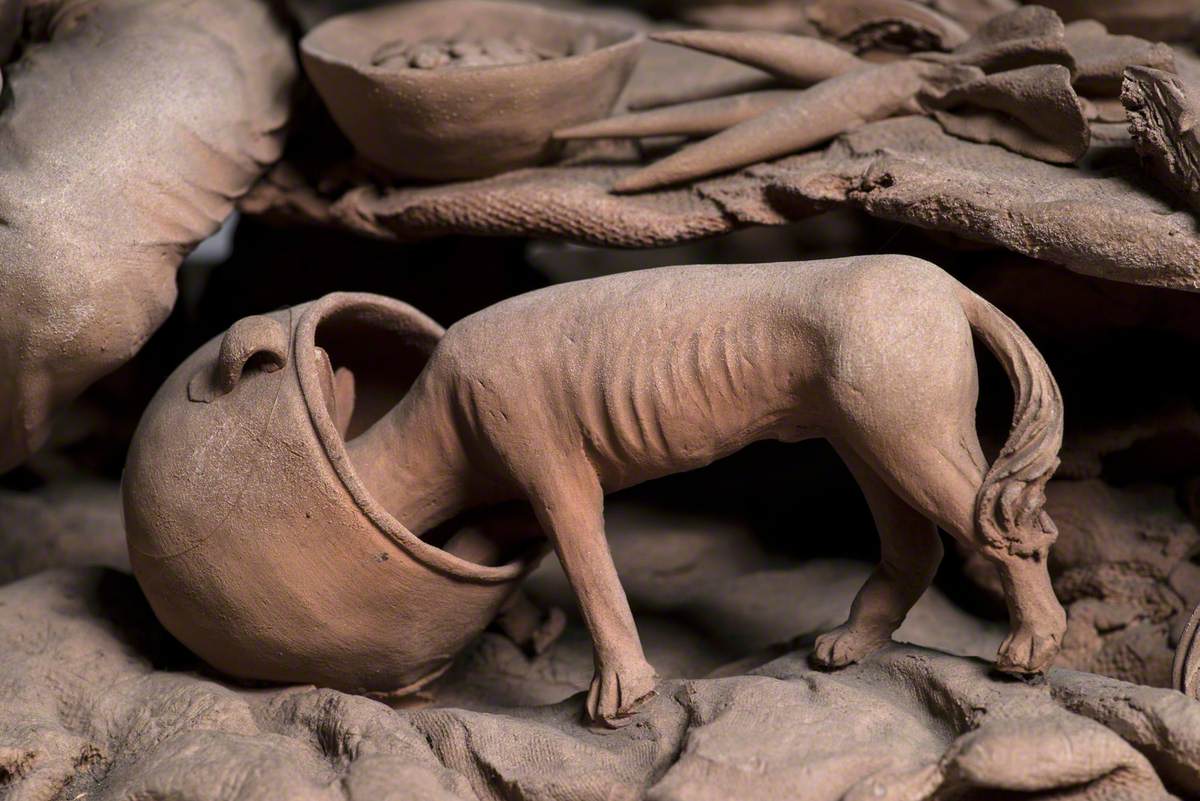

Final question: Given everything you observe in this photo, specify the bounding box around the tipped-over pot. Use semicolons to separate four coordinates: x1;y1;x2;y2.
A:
123;293;541;695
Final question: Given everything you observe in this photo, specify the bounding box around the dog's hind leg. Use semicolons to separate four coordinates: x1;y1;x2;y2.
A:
820;271;1065;674
812;442;943;669
835;422;1065;675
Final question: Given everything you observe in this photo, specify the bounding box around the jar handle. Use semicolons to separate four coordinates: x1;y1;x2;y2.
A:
189;315;288;402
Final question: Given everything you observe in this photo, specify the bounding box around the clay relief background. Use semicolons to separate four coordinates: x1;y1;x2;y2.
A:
1;1;1199;799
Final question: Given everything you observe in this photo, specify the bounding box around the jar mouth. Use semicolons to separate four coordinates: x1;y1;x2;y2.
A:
294;292;537;584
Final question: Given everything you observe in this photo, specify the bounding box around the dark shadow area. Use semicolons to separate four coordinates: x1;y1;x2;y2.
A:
87;568;201;674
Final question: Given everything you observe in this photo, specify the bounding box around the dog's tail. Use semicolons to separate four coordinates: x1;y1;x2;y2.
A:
959;286;1064;560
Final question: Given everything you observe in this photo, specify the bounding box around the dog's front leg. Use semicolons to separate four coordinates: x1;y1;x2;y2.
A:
527;465;657;727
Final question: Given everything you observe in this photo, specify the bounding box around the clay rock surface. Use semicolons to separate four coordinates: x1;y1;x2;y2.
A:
0;0;295;472
248;111;1200;289
0;481;128;585
2;567;1199;800
1052;481;1200;687
2;491;1200;799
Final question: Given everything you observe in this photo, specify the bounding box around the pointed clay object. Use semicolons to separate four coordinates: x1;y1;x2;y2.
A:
300;0;643;181
627;72;778;112
124;294;545;696
625;40;777;111
804;0;971;52
649;30;865;86
612;61;933;193
0;0;294;472
606;7;1095;194
680;1;821;37
555;90;800;140
923;63;1091;163
129;257;1068;727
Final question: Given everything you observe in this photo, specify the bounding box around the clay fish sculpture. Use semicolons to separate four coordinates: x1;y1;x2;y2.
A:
126;256;1066;727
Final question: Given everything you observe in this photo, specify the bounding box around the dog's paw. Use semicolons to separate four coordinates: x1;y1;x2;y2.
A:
995;610;1066;675
586;657;657;728
811;624;892;670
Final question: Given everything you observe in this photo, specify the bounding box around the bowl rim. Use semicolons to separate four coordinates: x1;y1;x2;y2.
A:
294;291;538;585
299;0;644;81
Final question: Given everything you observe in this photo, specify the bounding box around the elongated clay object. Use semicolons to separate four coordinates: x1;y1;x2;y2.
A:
0;0;295;472
611;61;934;193
128;256;1066;727
650;29;866;86
556;90;800;140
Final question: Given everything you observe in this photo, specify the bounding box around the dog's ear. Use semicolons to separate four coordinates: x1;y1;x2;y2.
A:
314;346;357;439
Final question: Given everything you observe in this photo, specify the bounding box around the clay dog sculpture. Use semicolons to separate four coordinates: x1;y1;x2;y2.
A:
126;256;1065;727
345;255;1066;725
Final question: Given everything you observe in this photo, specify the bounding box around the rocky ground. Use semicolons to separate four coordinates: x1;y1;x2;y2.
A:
2;484;1200;800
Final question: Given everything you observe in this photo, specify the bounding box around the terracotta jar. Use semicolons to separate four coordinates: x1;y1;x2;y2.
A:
123;293;541;695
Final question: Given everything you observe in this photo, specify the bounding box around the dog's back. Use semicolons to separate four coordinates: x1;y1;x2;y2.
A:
424;256;957;491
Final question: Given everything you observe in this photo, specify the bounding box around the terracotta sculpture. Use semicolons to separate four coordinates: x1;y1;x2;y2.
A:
1123;65;1200;214
124;294;553;699
557;7;1171;192
126;255;1065;727
0;0;295;472
1176;595;1200;699
2;0;1199;796
300;0;642;181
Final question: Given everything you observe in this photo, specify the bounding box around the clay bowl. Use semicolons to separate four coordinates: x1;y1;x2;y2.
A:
300;0;644;181
123;293;542;696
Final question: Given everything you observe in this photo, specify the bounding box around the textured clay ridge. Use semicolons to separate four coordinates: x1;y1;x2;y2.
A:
0;567;1197;800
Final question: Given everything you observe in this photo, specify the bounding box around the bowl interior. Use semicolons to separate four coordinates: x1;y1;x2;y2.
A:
304;0;636;75
307;300;544;574
313;305;431;440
